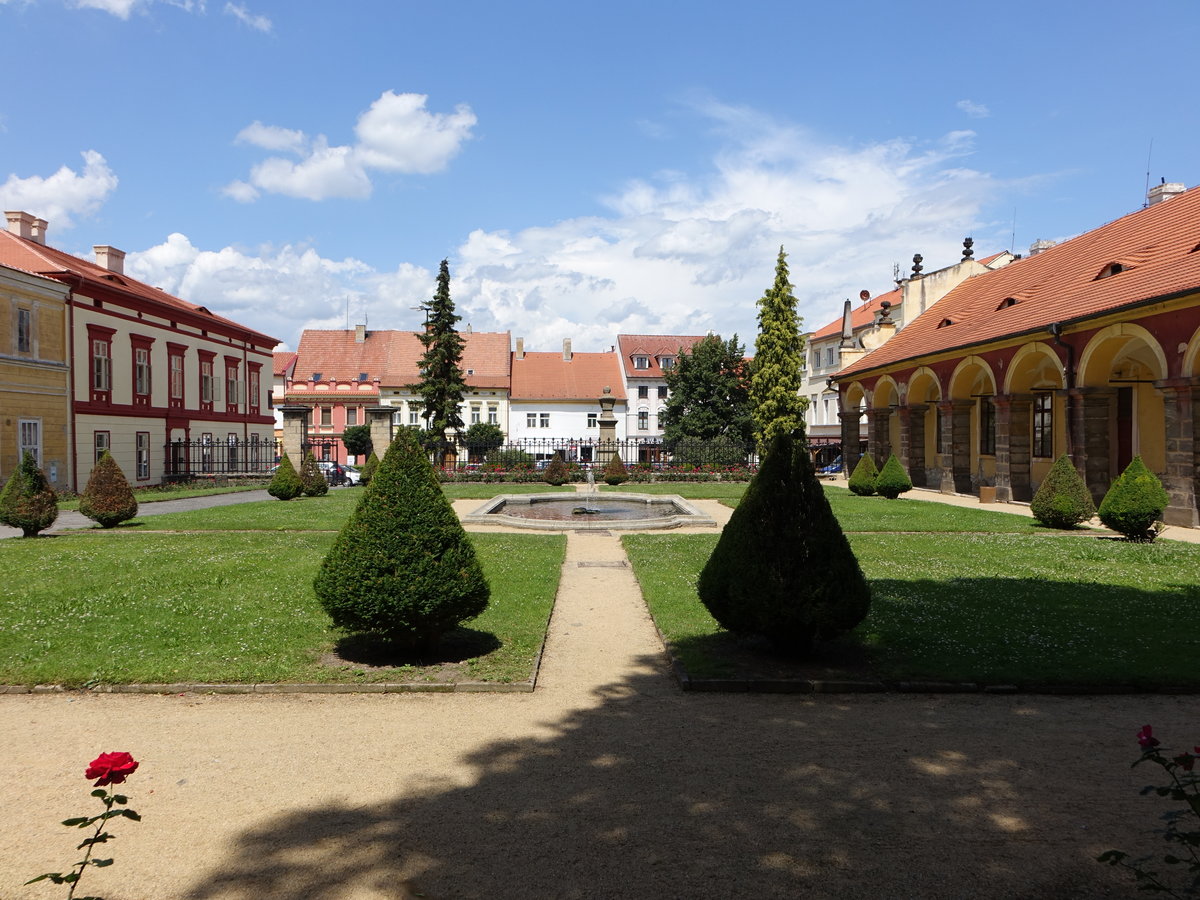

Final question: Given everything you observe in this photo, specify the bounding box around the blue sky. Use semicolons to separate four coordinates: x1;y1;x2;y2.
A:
2;0;1198;352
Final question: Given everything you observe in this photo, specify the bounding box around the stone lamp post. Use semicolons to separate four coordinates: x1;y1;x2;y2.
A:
597;386;618;464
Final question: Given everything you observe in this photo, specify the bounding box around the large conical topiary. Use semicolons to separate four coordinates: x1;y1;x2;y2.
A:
603;453;628;486
847;452;878;496
0;451;58;537
267;454;304;500
1098;455;1170;542
313;427;489;651
698;431;871;655
300;451;328;497
1030;455;1095;529
78;450;138;528
873;453;913;500
543;452;569;486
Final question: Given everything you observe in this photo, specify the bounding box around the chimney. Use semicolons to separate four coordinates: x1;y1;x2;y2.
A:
1147;180;1186;205
515;338;525;360
563;338;573;362
1029;239;1056;256
31;218;48;245
93;245;125;274
5;211;35;240
354;324;366;343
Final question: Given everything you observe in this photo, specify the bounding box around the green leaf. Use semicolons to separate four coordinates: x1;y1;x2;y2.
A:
61;816;90;826
111;794;127;804
91;788;108;798
24;873;61;884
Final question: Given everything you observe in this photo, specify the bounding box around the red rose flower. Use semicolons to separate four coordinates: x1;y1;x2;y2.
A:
1172;753;1195;772
1137;725;1160;749
85;752;139;787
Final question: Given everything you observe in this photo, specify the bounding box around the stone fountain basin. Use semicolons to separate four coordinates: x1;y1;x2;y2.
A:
463;492;716;531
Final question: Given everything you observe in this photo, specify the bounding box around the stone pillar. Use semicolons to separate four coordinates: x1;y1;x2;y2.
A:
597;387;618;464
907;405;927;487
896;405;914;473
951;399;973;493
1078;389;1115;504
876;408;894;461
993;395;1013;502
840;407;863;475
366;406;395;459
1009;395;1033;501
279;405;310;468
1157;379;1198;527
863;408;881;466
937;400;956;493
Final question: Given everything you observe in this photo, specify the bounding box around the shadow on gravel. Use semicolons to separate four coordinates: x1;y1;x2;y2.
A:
183;659;1151;900
332;628;503;667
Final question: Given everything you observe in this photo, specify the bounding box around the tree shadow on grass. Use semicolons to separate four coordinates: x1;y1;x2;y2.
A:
331;627;503;668
180;659;1160;900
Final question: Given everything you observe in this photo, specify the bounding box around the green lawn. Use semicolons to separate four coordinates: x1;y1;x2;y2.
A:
58;482;267;510
624;503;1200;687
0;529;564;686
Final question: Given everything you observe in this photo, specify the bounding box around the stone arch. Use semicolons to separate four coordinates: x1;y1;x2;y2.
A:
945;356;998;493
948;355;998;399
905;367;942;487
1004;342;1065;394
907;367;942;404
1077;322;1168;387
1181;322;1200;378
872;376;900;408
1004;342;1067;502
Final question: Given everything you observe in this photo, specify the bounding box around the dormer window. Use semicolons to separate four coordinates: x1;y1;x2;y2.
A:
1095;262;1126;280
659;356;674;370
359;372;368;382
311;372;322;381
997;297;1018;310
937;318;956;329
634;356;649;370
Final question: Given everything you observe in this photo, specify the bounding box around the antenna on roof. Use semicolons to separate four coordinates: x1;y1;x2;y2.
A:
1010;208;1017;256
1143;138;1154;209
345;295;350;331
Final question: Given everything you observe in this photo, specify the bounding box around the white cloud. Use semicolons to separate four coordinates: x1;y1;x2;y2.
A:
0;150;118;229
223;1;270;32
72;0;141;17
956;99;990;119
226;91;476;202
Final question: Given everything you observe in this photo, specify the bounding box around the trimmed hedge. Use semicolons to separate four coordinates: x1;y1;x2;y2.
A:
543;452;569;486
1030;455;1095;529
873;453;913;500
697;431;871;655
313;427;489;651
267;455;304;500
0;451;58;537
300;452;328;497
78;450;139;528
848;453;878;496
603;453;629;486
360;451;380;486
1098;455;1169;542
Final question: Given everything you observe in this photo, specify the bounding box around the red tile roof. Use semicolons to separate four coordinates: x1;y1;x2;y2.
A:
292;329;510;390
840;188;1200;378
510;351;626;400
810;287;903;341
616;334;709;377
273;351;297;377
0;228;279;346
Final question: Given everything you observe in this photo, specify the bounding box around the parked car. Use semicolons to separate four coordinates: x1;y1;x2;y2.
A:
819;456;843;474
317;461;359;486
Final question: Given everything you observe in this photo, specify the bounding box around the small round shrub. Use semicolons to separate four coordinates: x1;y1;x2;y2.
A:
1098;455;1169;542
847;453;878;496
313;427;489;651
0;451;59;537
79;450;139;528
360;451;380;486
873;453;913;499
1030;454;1095;529
603;453;628;486
267;455;304;500
300;452;328;497
543;452;569;486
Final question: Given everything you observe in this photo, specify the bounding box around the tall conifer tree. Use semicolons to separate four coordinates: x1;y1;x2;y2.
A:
749;247;807;452
413;259;468;458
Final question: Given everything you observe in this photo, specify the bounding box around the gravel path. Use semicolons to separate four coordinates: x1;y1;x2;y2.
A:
3;488;1196;898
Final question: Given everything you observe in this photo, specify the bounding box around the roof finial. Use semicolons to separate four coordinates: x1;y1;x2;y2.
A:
961;237;974;261
911;253;924;278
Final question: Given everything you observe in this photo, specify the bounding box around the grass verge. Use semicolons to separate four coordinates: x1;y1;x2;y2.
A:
58;483;267;510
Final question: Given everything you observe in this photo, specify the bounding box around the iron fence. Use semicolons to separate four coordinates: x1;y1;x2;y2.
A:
436;436;758;470
164;437;280;478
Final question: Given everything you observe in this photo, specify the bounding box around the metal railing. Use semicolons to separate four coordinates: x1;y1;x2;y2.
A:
163;437;280;478
434;436;758;470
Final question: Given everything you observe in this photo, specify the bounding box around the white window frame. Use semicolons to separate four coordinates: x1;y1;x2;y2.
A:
526;413;537;428
539;413;550;429
634;356;649;370
135;347;151;396
18;418;41;466
136;432;150;480
93;339;111;391
93;430;110;465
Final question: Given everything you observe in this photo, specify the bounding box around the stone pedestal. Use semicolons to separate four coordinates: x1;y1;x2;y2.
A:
279;406;310;468
366;407;395;460
597;388;618;464
1157;379;1199;526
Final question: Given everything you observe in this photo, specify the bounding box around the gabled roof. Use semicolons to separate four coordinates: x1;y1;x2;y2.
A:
273;351;297;378
616;334;708;377
840;187;1200;378
809;287;903;341
0;228;279;346
510;351;626;401
292;329;511;390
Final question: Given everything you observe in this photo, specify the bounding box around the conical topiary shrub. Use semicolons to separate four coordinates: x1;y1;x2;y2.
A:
603;453;628;486
1098;455;1170;542
0;451;59;537
873;453;913;500
698;431;871;655
847;452;878;496
300;451;328;497
1030;454;1095;529
79;450;138;528
543;452;569;486
313;427;490;651
267;455;304;500
360;451;380;486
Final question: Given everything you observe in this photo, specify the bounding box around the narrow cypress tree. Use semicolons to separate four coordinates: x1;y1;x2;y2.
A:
847;453;878;496
873;453;913;499
313;427;489;652
267;455;304;500
79;450;139;528
749;247;807;453
300;451;328;497
698;431;870;654
1030;455;1095;529
0;451;58;537
412;259;468;463
360;451;380;486
1098;455;1170;541
543;452;569;486
603;453;628;486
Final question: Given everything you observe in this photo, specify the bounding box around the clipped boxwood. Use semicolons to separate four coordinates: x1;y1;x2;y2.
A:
0;451;58;537
873;453;913;499
79;450;139;528
267;455;304;500
698;431;871;655
360;451;380;486
1098;455;1169;542
543;452;569;486
313;427;489;651
1030;454;1095;529
603;453;628;486
848;452;878;496
300;451;328;497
